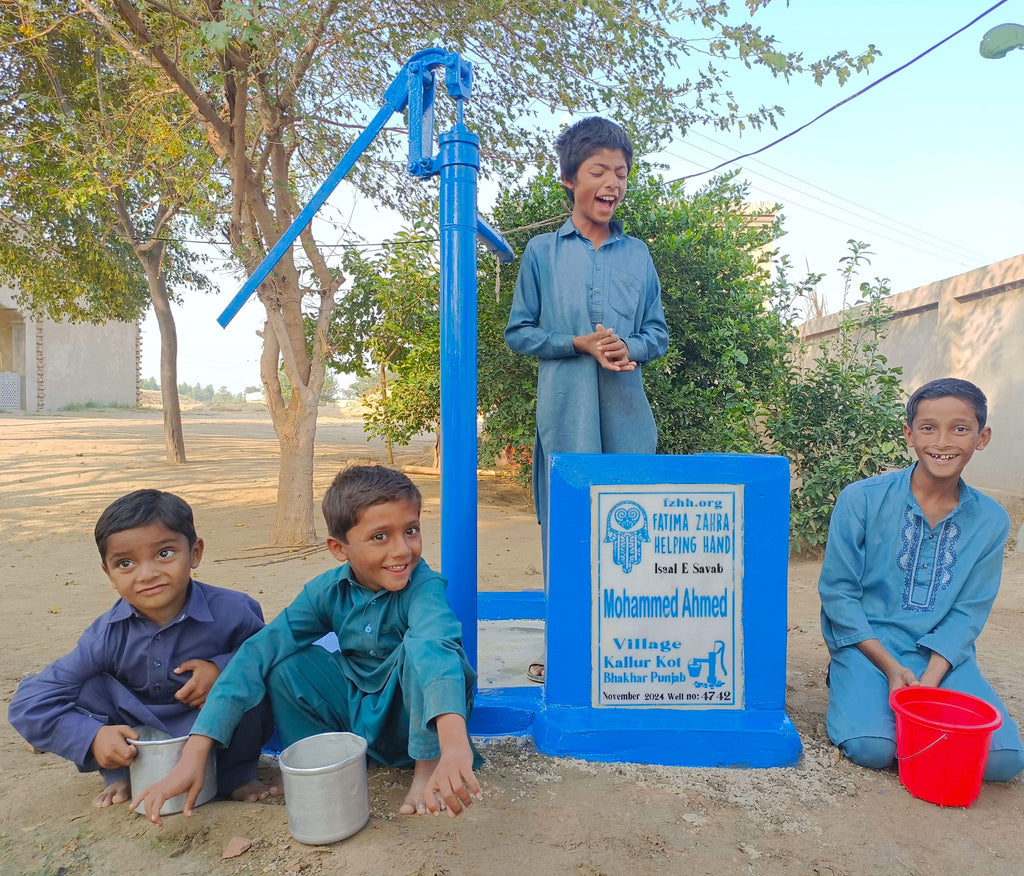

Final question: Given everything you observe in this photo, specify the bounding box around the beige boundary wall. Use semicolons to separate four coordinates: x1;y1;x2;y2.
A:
798;253;1024;497
0;284;139;412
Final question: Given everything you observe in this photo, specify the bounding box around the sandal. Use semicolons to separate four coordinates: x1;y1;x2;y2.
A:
526;662;545;683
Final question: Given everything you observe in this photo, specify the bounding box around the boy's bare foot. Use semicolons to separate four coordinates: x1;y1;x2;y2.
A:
399;759;445;815
93;779;131;808
230;777;283;802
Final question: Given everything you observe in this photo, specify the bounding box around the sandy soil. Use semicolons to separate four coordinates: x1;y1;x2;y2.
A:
2;406;1024;876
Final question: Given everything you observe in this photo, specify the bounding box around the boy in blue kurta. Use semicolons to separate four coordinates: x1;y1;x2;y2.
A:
819;378;1024;781
505;117;669;682
132;465;482;823
8;489;273;809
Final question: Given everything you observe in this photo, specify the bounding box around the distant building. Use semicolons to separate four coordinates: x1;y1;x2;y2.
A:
0;284;139;412
799;252;1024;497
742;201;778;265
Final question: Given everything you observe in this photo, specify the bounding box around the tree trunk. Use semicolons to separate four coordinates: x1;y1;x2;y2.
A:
103;0;336;545
271;400;319;544
260;314;321;545
380;364;394;465
142;251;187;464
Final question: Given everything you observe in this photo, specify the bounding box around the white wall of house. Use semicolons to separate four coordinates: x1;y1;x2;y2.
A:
36;318;138;410
800;253;1024;496
0;284;138;411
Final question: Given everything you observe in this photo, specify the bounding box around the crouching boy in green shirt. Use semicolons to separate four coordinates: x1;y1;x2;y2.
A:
133;465;481;822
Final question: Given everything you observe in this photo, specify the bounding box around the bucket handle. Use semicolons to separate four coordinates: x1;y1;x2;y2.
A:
897;733;948;761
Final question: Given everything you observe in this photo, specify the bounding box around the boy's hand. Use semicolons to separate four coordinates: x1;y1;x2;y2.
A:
426;713;482;817
574;325;636;372
886;665;919;693
425;743;481;818
174;659;220;708
131;735;214;826
91;724;140;769
594;324;637;371
856;638;918;694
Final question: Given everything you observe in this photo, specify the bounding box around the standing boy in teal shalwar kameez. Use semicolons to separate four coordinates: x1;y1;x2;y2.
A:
819;378;1024;781
505;117;669;682
132;465;482;823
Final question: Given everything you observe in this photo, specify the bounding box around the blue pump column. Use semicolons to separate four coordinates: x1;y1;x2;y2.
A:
437;118;480;669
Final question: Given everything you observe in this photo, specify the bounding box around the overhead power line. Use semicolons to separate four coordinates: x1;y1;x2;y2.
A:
662;135;996;266
667;0;1011;183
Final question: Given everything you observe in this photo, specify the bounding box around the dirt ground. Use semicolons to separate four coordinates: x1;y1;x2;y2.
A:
2;406;1024;876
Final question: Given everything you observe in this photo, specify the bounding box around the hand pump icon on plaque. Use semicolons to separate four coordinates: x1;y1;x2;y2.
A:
688;641;727;689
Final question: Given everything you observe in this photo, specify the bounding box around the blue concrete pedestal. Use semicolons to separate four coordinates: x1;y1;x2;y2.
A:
531;452;802;767
534;706;801;767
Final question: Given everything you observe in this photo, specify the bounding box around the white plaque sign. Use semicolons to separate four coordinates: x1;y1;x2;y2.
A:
592;484;744;708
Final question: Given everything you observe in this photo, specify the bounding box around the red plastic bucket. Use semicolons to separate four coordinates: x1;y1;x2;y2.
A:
889;686;1002;807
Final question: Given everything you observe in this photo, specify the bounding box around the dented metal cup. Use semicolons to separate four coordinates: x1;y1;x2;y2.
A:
129;726;217;816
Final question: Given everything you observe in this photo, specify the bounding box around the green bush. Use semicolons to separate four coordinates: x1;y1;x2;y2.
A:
765;242;907;552
477;167;797;486
322;166;908;552
60;400;136;411
478;171;907;550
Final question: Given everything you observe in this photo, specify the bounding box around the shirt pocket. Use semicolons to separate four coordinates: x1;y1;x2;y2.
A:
607;267;642;325
378;622;405;652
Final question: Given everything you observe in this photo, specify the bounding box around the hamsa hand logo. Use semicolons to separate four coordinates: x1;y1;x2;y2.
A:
604;501;649;573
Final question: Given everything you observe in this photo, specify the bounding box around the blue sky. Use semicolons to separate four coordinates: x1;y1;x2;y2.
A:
142;0;1024;390
651;0;1024;306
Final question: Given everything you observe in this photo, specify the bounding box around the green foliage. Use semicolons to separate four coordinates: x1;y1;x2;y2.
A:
177;382;244;404
212;386;244;404
141;376;160;391
0;211;149;324
120;0;882;213
477;171;569;487
178;382;215;403
0;6;215;323
765;243;907;552
61;400;136;411
320;371;342;404
0;12;145;321
340;372;385;401
313;164;907;552
477;165;798;485
478;172;906;551
51;0;880;541
277;369;293;406
624;171;796;456
325;222;441;447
